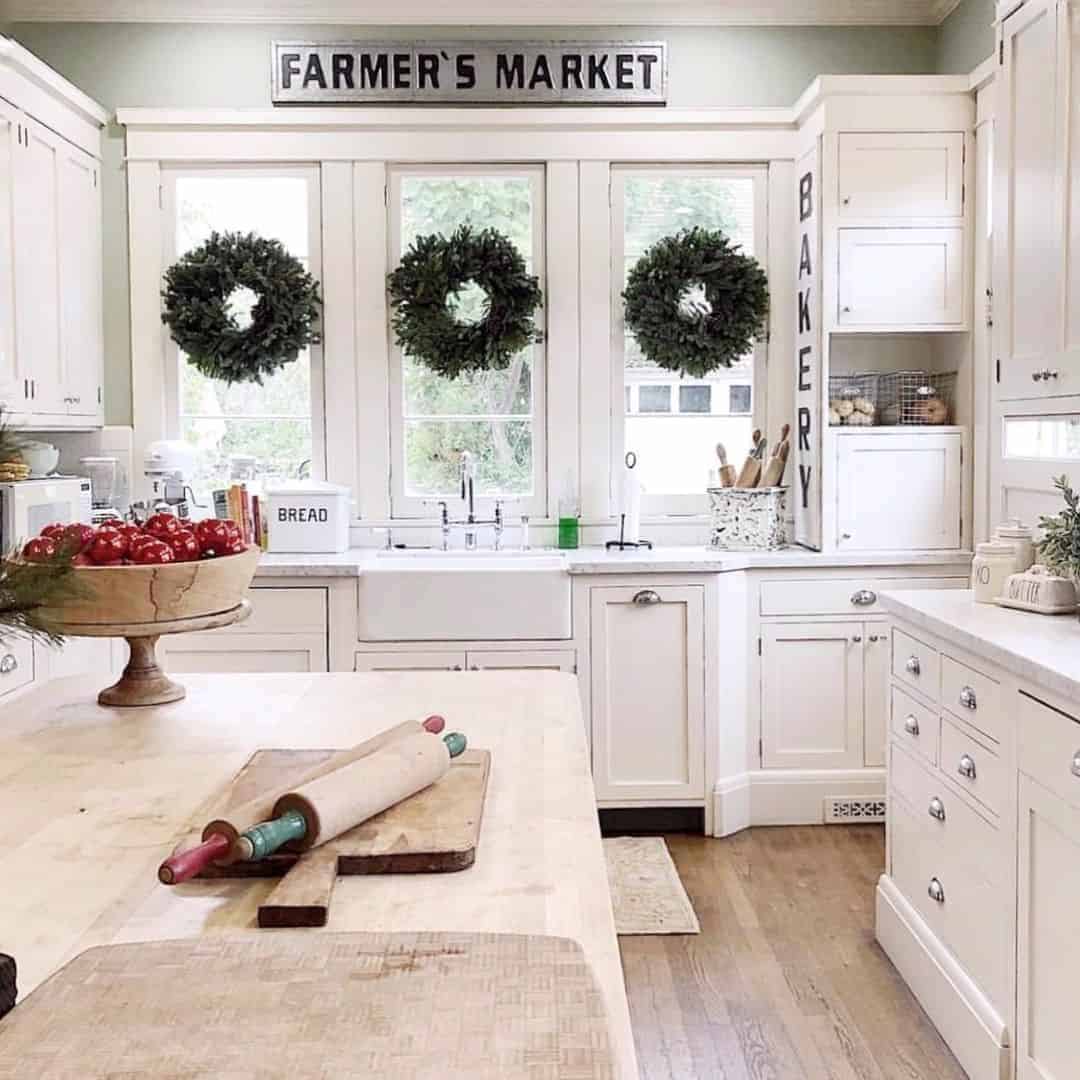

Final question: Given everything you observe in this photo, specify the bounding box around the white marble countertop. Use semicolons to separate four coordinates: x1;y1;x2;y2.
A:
255;545;973;578
881;588;1080;704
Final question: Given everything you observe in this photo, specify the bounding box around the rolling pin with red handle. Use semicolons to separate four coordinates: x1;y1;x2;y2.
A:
158;714;447;885
235;731;468;862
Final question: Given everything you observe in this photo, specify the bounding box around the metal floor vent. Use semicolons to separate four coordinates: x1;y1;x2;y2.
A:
824;797;887;824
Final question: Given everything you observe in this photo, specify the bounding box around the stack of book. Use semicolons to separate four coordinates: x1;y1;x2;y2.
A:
212;484;267;549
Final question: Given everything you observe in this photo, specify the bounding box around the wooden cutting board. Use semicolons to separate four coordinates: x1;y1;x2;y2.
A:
169;748;491;928
0;933;615;1079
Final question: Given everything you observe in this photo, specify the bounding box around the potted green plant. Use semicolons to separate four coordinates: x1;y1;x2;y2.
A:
1037;476;1080;610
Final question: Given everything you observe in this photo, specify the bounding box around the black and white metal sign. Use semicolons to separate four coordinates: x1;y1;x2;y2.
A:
272;41;667;105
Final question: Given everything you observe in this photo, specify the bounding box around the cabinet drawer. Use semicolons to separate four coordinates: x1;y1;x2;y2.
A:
221;587;328;636
890;741;1004;883
941;654;1003;744
760;577;966;617
889;792;946;937
892;628;939;702
1018;691;1080;810
0;637;33;697
940;716;1007;819
890;684;939;766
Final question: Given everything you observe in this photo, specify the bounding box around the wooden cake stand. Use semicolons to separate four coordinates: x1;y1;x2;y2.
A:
57;600;252;708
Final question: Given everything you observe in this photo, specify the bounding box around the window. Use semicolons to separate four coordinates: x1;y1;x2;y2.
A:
388;165;546;517
163;167;323;507
611;165;767;515
1004;416;1080;460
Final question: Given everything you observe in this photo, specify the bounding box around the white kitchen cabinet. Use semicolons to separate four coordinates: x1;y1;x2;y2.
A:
167;633;328;674
996;0;1080;399
838;132;965;221
835;429;963;551
761;622;864;769
1016;774;1080;1080
589;584;705;802
465;649;575;673
354;650;467;672
863;625;890;767
0;103;18;411
837;228;966;328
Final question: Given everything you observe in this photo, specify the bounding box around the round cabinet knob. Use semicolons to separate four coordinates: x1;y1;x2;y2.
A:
928;878;945;904
959;686;977;710
842;305;852;313
1071;751;1080;779
851;635;863;644
903;715;920;737
850;589;877;607
868;634;880;643
957;754;977;780
841;196;851;206
928;797;946;822
633;589;661;606
905;656;921;676
1046;370;1060;380
1033;371;1045;382
0;653;17;675
451;664;463;671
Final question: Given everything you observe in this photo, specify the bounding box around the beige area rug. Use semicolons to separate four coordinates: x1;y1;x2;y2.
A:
603;836;701;935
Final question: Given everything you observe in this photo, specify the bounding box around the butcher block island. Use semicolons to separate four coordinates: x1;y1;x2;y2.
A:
0;669;636;1079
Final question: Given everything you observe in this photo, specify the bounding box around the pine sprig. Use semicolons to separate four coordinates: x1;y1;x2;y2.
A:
0;547;85;647
1037;475;1080;580
0;408;26;464
387;225;543;379
622;227;770;378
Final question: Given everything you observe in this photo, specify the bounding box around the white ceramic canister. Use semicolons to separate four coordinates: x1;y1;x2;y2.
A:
971;541;1018;604
993;519;1036;573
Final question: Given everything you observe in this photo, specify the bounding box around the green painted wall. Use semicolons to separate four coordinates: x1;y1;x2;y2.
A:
7;22;941;425
937;0;996;74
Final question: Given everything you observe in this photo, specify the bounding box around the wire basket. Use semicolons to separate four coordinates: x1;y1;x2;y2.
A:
828;373;879;427
878;371;957;426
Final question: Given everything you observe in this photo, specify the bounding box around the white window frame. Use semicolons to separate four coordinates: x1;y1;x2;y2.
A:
610;163;769;518
386;162;548;520
159;163;327;486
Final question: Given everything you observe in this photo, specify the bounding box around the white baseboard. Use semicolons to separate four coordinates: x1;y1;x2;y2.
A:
875;875;1010;1080
711;767;886;837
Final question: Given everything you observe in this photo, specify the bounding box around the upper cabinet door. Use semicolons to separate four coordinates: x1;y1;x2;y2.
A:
11;117;64;416
997;0;1065;398
835;430;963;551
837;228;966;329
1061;0;1080;387
0;104;22;413
57;147;103;418
838;132;965;221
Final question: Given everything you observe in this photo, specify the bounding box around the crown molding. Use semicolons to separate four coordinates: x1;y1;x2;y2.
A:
0;0;968;27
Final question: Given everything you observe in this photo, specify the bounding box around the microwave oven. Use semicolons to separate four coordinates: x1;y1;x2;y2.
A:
0;477;93;552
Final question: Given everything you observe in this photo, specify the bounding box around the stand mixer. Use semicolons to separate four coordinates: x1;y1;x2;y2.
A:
130;440;204;522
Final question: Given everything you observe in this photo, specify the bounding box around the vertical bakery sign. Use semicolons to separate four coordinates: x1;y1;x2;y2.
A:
794;145;822;550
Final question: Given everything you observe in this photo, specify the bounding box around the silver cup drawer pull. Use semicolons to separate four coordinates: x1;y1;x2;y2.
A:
928;878;945;904
903;715;920;737
928;797;946;822
905;656;921;676
850;589;877;607
0;653;17;675
957;754;977;780
959;686;977;710
633;589;661;606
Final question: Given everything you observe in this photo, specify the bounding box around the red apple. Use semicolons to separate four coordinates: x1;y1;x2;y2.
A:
130;539;175;565
87;527;128;565
22;537;57;562
144;513;181;540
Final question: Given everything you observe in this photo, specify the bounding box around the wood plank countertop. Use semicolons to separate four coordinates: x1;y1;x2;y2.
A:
0;670;637;1079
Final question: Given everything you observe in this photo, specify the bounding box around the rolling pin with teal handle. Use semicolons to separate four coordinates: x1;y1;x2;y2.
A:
158;715;448;885
234;731;468;862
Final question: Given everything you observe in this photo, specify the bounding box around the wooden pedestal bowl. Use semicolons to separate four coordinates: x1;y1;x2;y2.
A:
38;545;260;707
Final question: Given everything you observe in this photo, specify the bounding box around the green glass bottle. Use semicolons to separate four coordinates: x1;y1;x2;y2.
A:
558;515;580;550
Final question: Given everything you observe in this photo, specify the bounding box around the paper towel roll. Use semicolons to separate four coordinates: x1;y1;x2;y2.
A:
620;452;642;543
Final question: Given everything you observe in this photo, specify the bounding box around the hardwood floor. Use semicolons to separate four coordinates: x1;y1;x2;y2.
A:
619;825;967;1080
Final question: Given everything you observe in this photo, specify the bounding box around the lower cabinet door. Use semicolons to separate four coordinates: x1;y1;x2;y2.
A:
761;622;865;769
354;650;467;672
1016;773;1080;1079
589;584;705;801
164;632;328;673
864;624;889;767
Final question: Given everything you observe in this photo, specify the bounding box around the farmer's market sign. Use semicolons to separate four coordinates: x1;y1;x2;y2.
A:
271;41;667;105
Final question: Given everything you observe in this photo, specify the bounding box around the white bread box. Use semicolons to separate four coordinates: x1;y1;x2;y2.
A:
265;481;351;553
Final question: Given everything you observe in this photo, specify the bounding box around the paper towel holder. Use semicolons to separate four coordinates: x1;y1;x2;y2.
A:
606;452;654;552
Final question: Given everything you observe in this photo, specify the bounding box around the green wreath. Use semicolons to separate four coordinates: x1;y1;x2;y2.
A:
622;227;770;378
161;231;322;385
387;225;543;379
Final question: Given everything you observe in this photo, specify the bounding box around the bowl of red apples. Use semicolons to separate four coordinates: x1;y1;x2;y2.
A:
26;514;260;628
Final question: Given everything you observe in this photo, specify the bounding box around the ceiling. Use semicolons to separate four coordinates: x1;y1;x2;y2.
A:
0;0;966;27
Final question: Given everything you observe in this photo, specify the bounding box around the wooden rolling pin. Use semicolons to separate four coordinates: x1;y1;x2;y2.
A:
761;440;790;487
735;429;765;488
236;730;466;861
158;715;446;885
715;443;736;488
